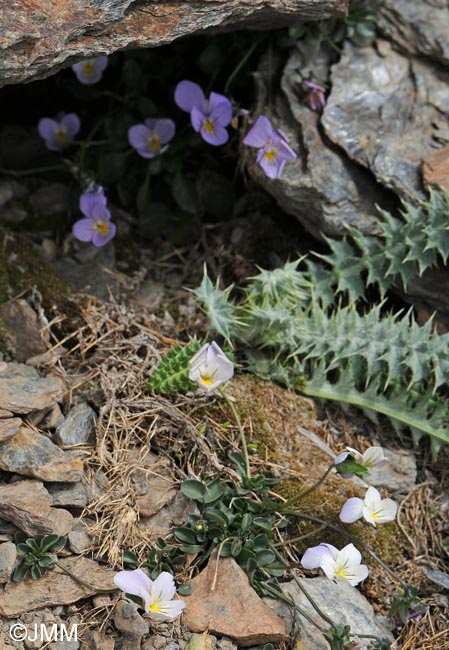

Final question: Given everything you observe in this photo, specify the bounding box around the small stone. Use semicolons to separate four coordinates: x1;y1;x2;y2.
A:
0;409;13;417
1;300;49;362
0;556;115;618
0;363;64;415
183;556;288;646
0;418;22;442
54;402;96;447
88;631;115;650
0;427;83;482
114;600;149;636
0;542;17;583
138;493;198;539
41;404;65;430
91;594;112;608
68;528;91;554
46;470;108;507
0;479;74;537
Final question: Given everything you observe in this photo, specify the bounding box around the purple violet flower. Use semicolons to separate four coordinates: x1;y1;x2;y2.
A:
128;118;176;158
72;187;116;247
37;113;80;151
174;80;232;146
72;56;108;85
304;81;326;111
243;115;297;179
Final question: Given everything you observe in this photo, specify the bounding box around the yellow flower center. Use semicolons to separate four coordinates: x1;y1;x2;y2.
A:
335;569;348;578
54;129;68;144
200;375;213;387
82;62;95;75
93;221;110;236
203;119;215;135
148;135;161;153
149;603;161;613
370;512;379;520
264;148;277;163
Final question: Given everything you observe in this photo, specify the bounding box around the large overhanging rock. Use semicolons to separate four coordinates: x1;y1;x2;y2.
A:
0;0;348;87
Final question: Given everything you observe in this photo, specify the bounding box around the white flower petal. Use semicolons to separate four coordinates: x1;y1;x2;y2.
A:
361;446;386;467
114;568;152;611
320;554;337;581
338;543;362;568
345;446;362;462
345;563;369;586
362;505;378;527
150;571;177;603
364;486;382;511
148;599;186;622
374;498;397;523
339;497;364;523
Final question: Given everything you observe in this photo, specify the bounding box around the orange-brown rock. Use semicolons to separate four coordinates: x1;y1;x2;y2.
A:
422;146;449;192
183;556;289;646
0;0;348;87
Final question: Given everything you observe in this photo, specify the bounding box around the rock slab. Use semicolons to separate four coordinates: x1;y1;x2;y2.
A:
183;556;288;646
0;363;64;415
0;556;115;618
0;0;348;87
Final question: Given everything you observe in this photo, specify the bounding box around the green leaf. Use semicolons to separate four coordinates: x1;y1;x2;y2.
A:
174;527;197;545
255;549;276;567
181;480;207;501
203;480;227;504
39;535;65;553
123;550;139;566
172;173;199;215
178;583;193;596
31;564;42;580
12;563;27;582
231;538;243;557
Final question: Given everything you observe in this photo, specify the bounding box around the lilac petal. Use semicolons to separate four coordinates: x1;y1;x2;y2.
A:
339;497;364;523
60;113;81;138
91;203;112;222
201;124;229;146
151;572;177;602
190;106;205;133
278;139;297;160
73;218;94;242
208;93;232;126
335;451;350;465
128;124;151;152
38;118;58;141
243;116;273;148
114;568;153;596
301;543;336;569
153;119;176;144
95;55;109;72
209;100;233;128
80;191;107;218
91;221;116;247
259;155;282;179
175;80;205;113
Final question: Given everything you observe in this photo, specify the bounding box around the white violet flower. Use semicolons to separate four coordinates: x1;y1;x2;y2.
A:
113;569;186;621
340;486;398;527
301;542;369;586
188;341;234;393
334;446;386;477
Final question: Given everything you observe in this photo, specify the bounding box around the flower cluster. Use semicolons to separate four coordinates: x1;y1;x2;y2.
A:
301;445;397;587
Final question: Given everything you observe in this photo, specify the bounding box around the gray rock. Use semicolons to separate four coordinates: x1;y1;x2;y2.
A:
67;520;91;554
0;0;347;87
249;43;385;238
0;417;22;442
0;427;84;483
0;541;17;583
46;470;108;507
53;245;119;301
378;0;449;67
424;568;449;590
0;480;74;537
55;402;96;447
138;493;198;539
28;183;70;217
88;631;115;650
1;299;49;362
367;448;417;494
266;574;393;649
322;40;449;201
114;600;149;649
0;363;64;415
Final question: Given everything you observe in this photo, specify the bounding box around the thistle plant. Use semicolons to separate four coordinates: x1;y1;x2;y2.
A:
147;338;203;394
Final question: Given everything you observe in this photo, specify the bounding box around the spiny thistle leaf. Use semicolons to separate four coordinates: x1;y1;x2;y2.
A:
147;339;202;395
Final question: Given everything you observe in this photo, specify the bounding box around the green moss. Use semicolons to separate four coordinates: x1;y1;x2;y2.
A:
0;227;68;308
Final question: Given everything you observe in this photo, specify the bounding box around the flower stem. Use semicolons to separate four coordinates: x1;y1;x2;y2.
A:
219;389;251;480
55;561;117;594
291;573;337;629
0;165;67;177
224;36;265;96
282;463;335;507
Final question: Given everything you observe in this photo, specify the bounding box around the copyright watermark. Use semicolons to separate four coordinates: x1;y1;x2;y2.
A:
9;622;78;644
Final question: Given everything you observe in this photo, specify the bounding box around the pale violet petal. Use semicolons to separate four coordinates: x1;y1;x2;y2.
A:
339;498;364;523
319;554;337;581
114;569;152;610
150;572;177;603
301;543;335;569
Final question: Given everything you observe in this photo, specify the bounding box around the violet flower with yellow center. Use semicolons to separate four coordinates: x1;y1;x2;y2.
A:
72;187;116;247
188;341;234;393
174;80;232;146
113;569;185;621
128;118;176;158
72;56;108;85
243;115;297;179
38;113;80;151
